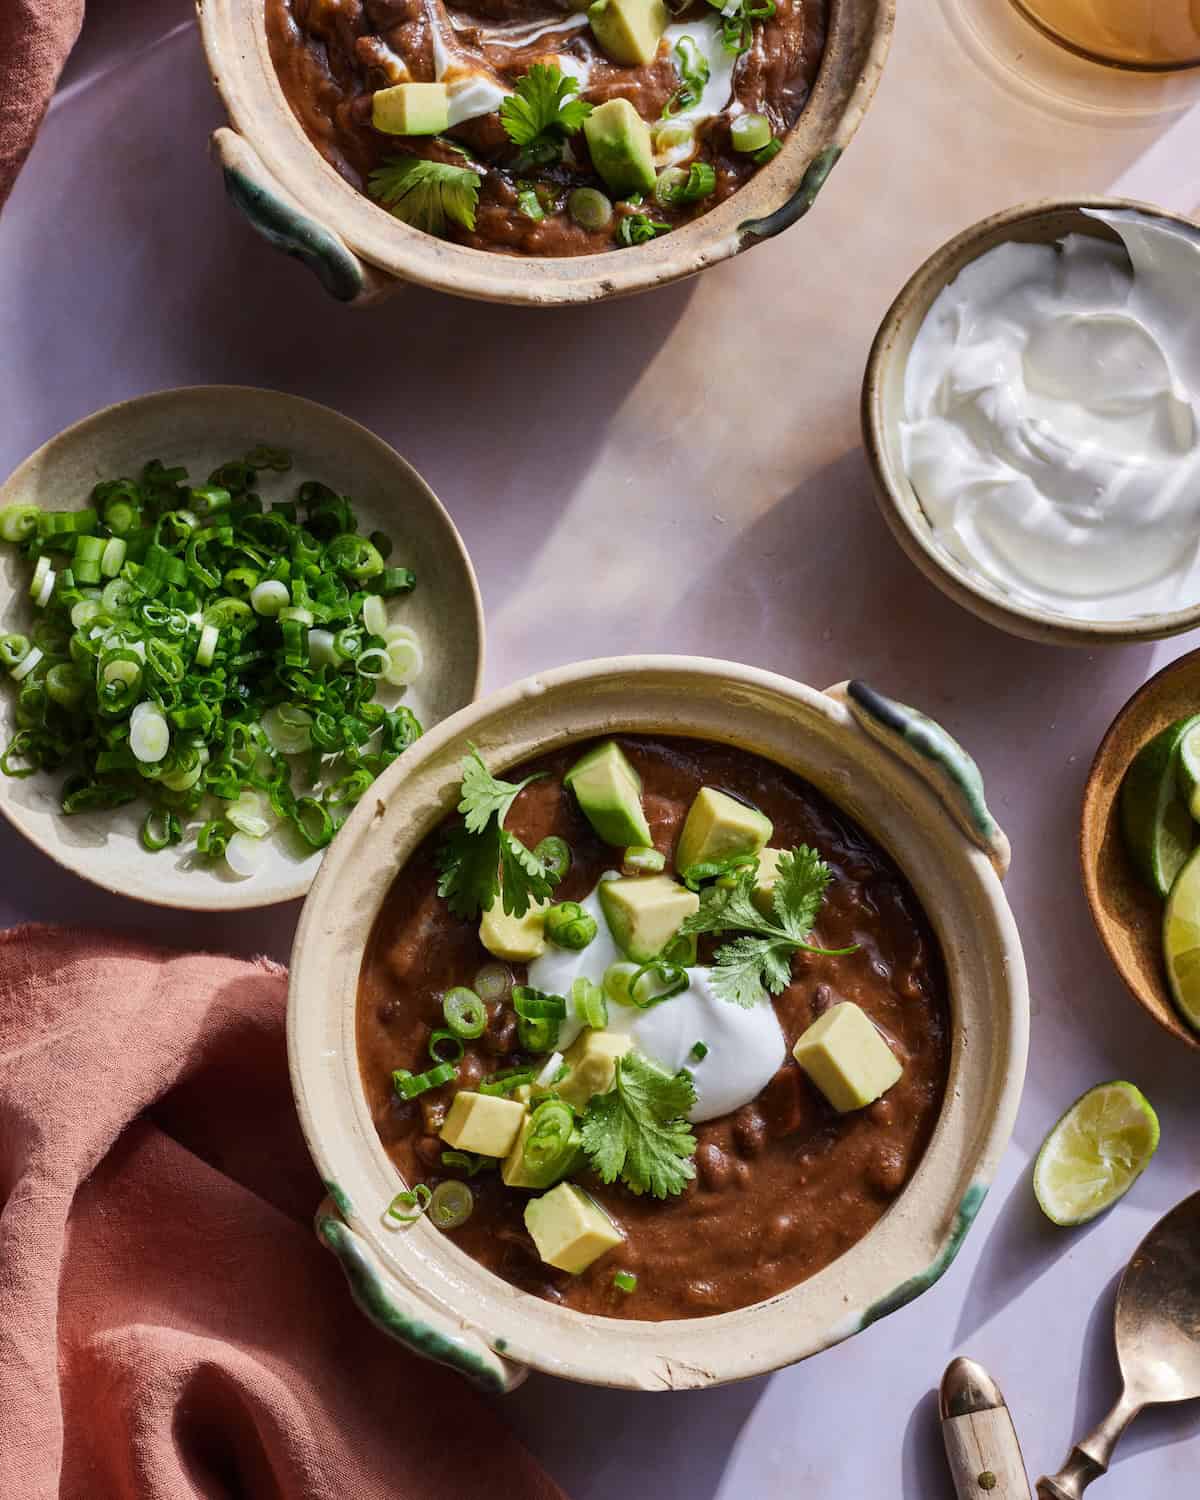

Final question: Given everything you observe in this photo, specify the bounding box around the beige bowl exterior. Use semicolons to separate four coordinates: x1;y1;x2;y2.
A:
0;387;483;911
288;657;1028;1392
197;0;893;307
862;197;1200;648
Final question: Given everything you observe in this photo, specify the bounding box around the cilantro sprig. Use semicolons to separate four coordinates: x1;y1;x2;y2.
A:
500;64;592;167
677;846;855;1008
367;154;481;236
580;1052;697;1199
435;749;561;919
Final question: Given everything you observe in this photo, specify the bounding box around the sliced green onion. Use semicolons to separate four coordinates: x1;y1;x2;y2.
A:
33;565;56;609
568;187;612;230
624;845;665;874
571;977;608;1030
195;623;220;668
613;1271;638;1293
0;503;40;543
440;1150;494;1176
250;579;289;616
518;1099;580;1189
45;663;85;708
327;534;384;582
753;137;783;165
384;1183;432;1225
628;959;690;1007
654;161;715;206
308;628;337;667
690;1040;709;1060
355;646;389;679
544;901;598;950
428;1028;466;1065
0;635;30;671
262;703;313;756
474;963;513;1004
129;701;170;764
291;796;334;848
513;986;567;1020
226;830;267;878
428;1179;473;1230
382;634;423;687
141;807;182;852
731;112;772;153
12;645;44;683
603;961;641;1008
517;187;545;221
392;1062;458;1099
362;594;389;638
478;1067;535;1096
227;788;271;838
443;987;487;1039
370;567;415;597
535;1050;565;1088
533;835;571;883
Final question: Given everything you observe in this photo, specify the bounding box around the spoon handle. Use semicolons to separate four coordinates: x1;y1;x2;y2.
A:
940;1358;1032;1499
1036;1393;1141;1500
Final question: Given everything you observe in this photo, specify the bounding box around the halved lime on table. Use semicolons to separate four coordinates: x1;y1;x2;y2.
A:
1120;714;1200;898
1034;1081;1160;1227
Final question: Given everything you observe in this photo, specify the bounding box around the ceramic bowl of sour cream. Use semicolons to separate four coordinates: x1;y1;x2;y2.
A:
862;198;1200;646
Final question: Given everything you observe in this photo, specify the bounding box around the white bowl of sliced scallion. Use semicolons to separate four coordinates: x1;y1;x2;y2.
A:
0;386;483;909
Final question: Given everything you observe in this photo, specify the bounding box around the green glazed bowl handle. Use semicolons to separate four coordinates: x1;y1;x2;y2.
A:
315;1197;527;1393
736;146;842;245
827;680;1012;879
211;128;395;306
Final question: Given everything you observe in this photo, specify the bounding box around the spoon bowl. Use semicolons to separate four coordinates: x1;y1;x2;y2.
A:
1038;1191;1200;1498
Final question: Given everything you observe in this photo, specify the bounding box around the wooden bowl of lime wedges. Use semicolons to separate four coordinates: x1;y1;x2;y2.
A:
1082;649;1200;1052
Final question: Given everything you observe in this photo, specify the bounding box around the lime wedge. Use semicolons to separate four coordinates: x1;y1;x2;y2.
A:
1163;843;1200;1034
1178;721;1200;822
1034;1081;1159;1227
1120;715;1200;898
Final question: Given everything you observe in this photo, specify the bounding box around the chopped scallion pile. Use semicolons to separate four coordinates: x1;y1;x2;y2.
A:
0;451;424;873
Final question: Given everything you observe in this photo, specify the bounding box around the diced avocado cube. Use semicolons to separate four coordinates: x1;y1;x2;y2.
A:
440;1090;527;1157
524;1182;624;1273
792;1002;903;1114
372;82;451;136
582;100;656;199
557;1029;633;1110
588;0;669;65
676;787;773;876
598;873;699;963
480;894;549;962
564;740;652;847
752;847;784;916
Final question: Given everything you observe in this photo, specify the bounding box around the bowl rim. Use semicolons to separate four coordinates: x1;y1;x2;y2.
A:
197;0;895;306
0;384;485;912
1080;646;1200;1053
288;654;1029;1388
861;194;1200;647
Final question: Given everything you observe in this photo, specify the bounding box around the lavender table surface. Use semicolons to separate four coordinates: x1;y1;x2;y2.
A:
3;3;1199;1494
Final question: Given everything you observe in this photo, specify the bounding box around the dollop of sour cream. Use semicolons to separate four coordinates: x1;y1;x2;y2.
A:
901;210;1200;622
526;878;785;1123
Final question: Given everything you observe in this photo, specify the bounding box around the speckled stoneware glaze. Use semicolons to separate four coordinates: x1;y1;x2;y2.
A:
0;387;483;911
196;0;893;308
1082;649;1200;1053
862;197;1200;648
288;657;1029;1391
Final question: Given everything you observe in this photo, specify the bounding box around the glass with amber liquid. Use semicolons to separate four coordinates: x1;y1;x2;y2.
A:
1011;0;1200;67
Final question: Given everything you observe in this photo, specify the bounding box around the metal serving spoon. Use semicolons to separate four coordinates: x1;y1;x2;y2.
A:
1038;1191;1200;1499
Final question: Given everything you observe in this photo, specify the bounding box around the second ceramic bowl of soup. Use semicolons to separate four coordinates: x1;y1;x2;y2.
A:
288;656;1028;1390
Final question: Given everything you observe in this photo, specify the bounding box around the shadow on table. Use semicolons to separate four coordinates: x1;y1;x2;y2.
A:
501;1371;769;1500
902;1387;956;1500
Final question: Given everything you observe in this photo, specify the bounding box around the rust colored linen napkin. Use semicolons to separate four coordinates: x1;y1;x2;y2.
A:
0;925;565;1500
0;0;84;209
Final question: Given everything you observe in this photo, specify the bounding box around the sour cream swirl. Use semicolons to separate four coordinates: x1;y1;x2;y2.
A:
901;210;1200;622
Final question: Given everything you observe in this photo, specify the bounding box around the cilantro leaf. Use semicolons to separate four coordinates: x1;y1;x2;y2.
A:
500;65;592;166
580;1053;697;1199
457;748;542;834
367;155;481;237
435;749;559;919
678;846;853;1008
772;846;832;940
